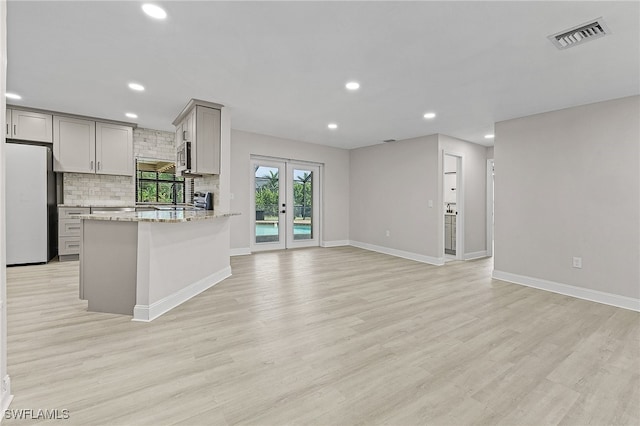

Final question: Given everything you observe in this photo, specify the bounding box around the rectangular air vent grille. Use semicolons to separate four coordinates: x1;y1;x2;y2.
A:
548;17;610;50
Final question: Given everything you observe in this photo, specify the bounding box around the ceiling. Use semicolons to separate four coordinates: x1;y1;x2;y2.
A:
6;1;640;149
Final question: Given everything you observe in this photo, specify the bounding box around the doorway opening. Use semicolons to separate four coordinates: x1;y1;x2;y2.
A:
250;158;321;252
443;152;463;261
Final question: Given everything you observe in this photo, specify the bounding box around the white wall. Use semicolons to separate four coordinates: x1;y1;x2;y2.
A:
486;146;494;159
349;134;488;263
438;134;489;256
494;95;640;307
349;135;441;262
0;0;13;411
229;129;350;251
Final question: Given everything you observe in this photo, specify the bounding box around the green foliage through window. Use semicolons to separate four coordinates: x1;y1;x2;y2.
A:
136;170;184;203
254;169;313;220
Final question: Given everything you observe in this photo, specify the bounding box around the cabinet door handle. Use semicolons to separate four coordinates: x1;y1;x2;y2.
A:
183;130;187;141
68;226;80;230
13;124;17;135
97;161;101;171
90;160;94;170
6;124;8;135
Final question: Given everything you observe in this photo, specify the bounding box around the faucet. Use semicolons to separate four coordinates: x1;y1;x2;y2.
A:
171;183;177;205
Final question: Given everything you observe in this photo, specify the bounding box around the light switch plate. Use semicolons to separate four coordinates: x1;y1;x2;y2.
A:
572;257;582;269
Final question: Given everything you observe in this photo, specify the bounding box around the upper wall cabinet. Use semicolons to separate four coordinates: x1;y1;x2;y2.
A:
53;116;133;176
53;116;96;173
6;108;53;143
95;122;133;176
173;99;222;175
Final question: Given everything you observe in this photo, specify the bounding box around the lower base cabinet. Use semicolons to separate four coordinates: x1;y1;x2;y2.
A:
58;207;90;261
445;214;457;255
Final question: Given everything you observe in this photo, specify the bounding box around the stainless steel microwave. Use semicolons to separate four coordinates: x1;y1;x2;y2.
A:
176;141;191;174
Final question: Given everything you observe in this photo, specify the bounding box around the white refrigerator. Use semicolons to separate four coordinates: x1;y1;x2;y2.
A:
6;143;56;265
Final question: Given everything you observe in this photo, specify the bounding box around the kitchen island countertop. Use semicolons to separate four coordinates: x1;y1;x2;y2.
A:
74;210;239;223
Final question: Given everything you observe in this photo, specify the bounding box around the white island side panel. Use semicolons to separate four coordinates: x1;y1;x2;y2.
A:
134;218;231;321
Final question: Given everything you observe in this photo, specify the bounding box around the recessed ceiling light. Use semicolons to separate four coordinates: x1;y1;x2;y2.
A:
328;123;338;130
345;81;360;90
5;92;22;100
125;113;138;119
423;112;436;119
142;4;167;20
128;82;145;91
485;134;495;139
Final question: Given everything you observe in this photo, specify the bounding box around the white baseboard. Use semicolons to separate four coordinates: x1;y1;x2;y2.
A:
350;240;444;266
492;270;640;312
133;266;232;322
464;250;488;260
230;247;251;256
1;374;13;414
321;240;350;248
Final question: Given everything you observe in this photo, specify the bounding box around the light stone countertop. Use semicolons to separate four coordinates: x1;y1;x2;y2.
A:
58;203;133;208
74;210;239;223
58;203;197;208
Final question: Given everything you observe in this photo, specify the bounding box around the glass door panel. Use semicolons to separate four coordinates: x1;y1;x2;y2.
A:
292;168;313;241
286;163;320;249
253;161;285;250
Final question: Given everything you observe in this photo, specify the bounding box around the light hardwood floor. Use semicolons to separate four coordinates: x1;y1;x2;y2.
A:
5;246;639;425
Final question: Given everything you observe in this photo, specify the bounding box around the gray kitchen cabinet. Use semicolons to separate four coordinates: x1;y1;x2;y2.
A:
58;206;90;261
173;99;222;175
445;214;457;255
95;122;133;176
53;116;95;173
6;108;53;143
53;116;133;176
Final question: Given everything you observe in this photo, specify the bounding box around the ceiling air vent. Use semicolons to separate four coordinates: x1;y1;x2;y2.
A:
383;139;396;143
548;18;610;50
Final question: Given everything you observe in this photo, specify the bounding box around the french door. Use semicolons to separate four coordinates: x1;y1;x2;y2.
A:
251;158;321;251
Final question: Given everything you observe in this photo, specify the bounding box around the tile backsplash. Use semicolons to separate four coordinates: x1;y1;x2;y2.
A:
62;127;218;207
133;128;175;161
63;173;134;204
195;174;220;210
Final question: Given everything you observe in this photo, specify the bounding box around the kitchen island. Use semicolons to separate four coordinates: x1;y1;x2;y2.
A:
76;209;239;321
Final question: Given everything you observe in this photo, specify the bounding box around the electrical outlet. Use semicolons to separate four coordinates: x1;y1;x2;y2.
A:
385;230;390;237
572;257;582;269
